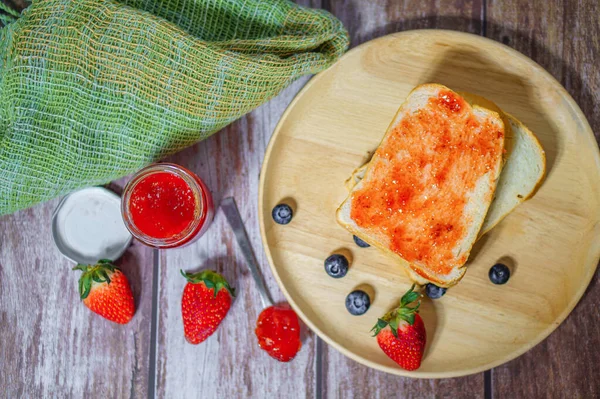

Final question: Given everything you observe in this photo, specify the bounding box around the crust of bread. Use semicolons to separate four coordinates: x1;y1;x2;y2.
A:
336;84;505;287
520;119;546;199
503;112;546;200
477;112;546;236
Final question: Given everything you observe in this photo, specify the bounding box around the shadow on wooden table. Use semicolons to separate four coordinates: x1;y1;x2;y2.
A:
361;14;598;139
352;14;600;176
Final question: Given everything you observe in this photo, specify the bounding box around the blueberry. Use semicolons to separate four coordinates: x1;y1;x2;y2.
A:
324;254;349;278
353;235;370;248
489;263;510;285
425;283;446;299
272;204;293;225
345;290;371;315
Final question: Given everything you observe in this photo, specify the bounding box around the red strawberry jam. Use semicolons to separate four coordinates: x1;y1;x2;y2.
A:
122;163;214;248
129;172;196;239
350;90;504;276
255;305;302;362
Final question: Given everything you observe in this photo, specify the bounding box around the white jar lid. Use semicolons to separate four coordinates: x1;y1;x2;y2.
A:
52;187;132;264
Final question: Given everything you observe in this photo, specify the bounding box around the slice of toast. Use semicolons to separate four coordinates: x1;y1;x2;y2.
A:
457;93;546;236
336;84;506;287
345;104;546;241
478;113;545;235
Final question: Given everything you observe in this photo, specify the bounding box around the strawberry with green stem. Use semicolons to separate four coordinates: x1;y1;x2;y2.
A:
371;284;426;371
181;270;235;344
73;259;135;324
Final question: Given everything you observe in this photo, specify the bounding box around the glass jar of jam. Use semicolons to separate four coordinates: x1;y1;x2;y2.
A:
121;163;214;248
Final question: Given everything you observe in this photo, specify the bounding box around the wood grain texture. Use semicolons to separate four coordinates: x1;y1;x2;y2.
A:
326;0;484;47
0;177;153;398
486;1;600;397
317;0;486;395
154;77;318;398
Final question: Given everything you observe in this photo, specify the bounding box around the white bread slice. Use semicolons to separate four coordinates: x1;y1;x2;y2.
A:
479;113;545;235
337;84;506;287
345;106;546;241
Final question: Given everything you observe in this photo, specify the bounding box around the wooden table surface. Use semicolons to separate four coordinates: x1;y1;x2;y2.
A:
1;0;598;397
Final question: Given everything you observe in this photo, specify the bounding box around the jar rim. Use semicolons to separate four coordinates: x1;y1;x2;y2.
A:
121;163;207;248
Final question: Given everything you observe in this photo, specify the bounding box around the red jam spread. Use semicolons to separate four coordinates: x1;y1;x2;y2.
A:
350;90;504;275
255;305;302;362
129;172;197;239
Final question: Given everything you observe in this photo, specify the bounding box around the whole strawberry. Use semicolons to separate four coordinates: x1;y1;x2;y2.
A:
73;259;135;324
371;284;426;371
181;270;235;344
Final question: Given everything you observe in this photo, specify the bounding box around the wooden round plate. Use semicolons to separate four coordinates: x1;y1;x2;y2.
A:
258;30;600;378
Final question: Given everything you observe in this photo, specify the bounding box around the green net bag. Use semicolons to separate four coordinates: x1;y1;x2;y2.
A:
0;0;348;215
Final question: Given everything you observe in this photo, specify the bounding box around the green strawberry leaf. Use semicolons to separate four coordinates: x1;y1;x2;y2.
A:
100;270;111;284
388;317;400;338
371;318;388;336
204;280;215;289
78;275;85;298
73;264;88;272
398;312;415;326
400;284;418;307
81;275;92;299
370;284;422;336
180;270;235;298
74;261;119;300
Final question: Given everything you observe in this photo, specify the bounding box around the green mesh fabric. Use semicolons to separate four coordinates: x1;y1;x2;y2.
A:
0;0;348;215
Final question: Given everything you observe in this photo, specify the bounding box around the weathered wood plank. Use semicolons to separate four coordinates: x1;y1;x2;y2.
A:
486;0;600;397
322;347;485;399
318;1;486;397
155;77;318;398
328;0;484;47
0;177;153;398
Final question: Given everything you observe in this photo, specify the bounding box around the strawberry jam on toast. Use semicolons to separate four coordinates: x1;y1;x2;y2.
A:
337;84;505;287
